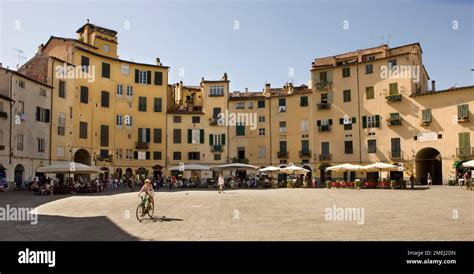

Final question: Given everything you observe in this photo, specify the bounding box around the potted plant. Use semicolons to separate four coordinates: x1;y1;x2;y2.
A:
390;180;397;190
287;178;294;188
355;179;362;190
325;180;332;189
401;180;407;189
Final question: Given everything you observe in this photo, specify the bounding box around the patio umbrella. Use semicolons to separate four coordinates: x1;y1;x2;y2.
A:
36;161;102;174
325;164;363;181
361;162;400;182
280;165;308;175
258;166;281;173
169;164;210;171
210;163;259;171
461;160;474;168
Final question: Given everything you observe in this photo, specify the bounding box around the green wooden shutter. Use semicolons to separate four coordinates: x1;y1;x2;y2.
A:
146;71;151;85
188;129;192;144
221;134;225;145
138;128;143;142
352;117;356;124
209;134;214;145
339;118;344;125
154;71;163;85
375;115;380;127
362;116;367;128
134;69;139;83
200;129;204;144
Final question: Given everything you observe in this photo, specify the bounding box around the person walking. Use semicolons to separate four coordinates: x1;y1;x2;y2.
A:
410;174;415;189
427;173;432;188
218;174;225;194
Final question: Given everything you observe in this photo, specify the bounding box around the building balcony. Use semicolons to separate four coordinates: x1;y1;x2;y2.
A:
135;142;149;150
277;151;289;158
167;106;203;114
318;125;331;132
457;116;470;123
456;147;474;157
420;120;431;126
299;150;311;158
389;151;403;160
211;145;224;152
232;157;249;164
0;145;5;151
385;94;402;103
315;81;332;91
319;154;332;161
96;154;113;162
209;117;219;126
0;111;7;119
317;102;331;110
387;118;402;126
278;106;286;113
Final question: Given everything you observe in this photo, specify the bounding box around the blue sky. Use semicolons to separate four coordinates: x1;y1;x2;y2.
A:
0;0;472;91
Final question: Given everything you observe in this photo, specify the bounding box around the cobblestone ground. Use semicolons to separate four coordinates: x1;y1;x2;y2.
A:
0;186;472;241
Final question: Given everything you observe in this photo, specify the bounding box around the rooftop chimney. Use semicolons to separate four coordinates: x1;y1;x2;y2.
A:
156;57;161;66
37;44;44;55
288;82;294;94
263;83;271;97
223;72;228;81
431;80;436;92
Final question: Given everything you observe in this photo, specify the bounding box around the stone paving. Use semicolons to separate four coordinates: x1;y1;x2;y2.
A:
0;186;472;241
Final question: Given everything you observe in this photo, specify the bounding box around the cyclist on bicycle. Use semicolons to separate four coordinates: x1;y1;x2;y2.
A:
138;179;154;208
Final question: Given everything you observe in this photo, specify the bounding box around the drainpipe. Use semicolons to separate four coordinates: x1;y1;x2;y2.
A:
49;59;55;165
269;97;272;166
356;63;362;164
8;71;14;166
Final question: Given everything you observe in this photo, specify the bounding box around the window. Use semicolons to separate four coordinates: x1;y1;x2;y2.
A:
258;116;265;123
248;101;254;109
58;113;66;135
343;89;351;102
321;142;330;155
279;121;287;133
36;107;50;123
236;102;244;109
236;123;245;136
116;84;123;96
300;96;308;107
121;64;130;75
279;141;287;153
101;91;109;108
258;100;265;108
214;154;221;161
388;59;397;70
135;70;150;84
278;98;286;106
213;108;221;119
81;56;89;73
342;67;350;78
173;152;181;160
458;132;471;156
389;83;399;95
57;146;65;157
126;149;133;160
136;151;149;160
301;120;309;132
115;149;123;160
319;71;328;82
259;128;265;136
58;80;66;98
79;122;88;139
154;71;163;85
173;116;181;123
189;129;204;144
101;62;111;78
154;98;162;112
138;128;151;143
153;128;162;143
458;104;469;120
192;116;200;123
0;131;2;146
153;151;162;160
126;86;133;97
365;64;373;74
39;88;47;97
366;86;374;100
18;79;25;89
124;115;133;127
17;101;24;115
103;44;109;53
259;147;266;158
188;152;200;160
209;86;224;96
390;113;401;124
301;140;309;152
422;109;431;124
344;141;353;154
138;97;147;111
368;139;376;153
37;138;45;153
362;115;380;128
80;86;89;104
173;129;181;144
17;134;23;151
391;138;401;156
100;125;109;147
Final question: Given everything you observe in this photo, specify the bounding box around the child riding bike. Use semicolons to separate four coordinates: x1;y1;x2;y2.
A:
138;179;155;209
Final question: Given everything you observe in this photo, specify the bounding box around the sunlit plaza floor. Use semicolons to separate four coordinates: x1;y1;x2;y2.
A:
0;186;472;241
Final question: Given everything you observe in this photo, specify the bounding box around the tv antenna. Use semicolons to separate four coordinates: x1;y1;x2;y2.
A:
13;49;26;68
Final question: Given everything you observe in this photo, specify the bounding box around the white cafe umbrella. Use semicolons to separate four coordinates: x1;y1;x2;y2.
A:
169;164;210;171
36;161;102;174
361;162;400;182
325;164;363;181
258;166;281;173
461;160;474;168
280;165;308;175
210;163;259;171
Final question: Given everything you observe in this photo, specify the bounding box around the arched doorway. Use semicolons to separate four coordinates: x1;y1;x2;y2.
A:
14;164;25;186
152;165;163;179
416;147;442;185
99;167;109;181
319;163;331;183
125;168;133;178
136;167;148;178
115;168;123;179
278;165;288;183
74;149;91;166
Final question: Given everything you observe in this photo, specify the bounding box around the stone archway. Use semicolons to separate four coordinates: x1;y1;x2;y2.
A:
319;163;331;183
14;164;25;185
416;147;442;185
74;149;91;166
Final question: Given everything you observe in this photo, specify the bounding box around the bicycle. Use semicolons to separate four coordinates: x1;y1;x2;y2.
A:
136;193;154;222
